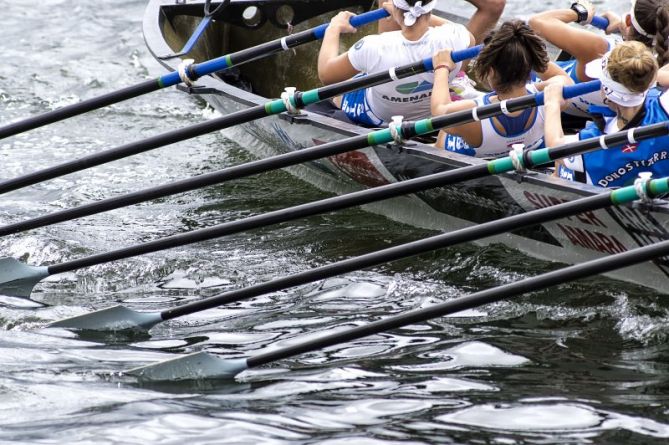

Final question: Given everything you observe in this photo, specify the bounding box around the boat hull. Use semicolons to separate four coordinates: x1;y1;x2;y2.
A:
143;0;669;292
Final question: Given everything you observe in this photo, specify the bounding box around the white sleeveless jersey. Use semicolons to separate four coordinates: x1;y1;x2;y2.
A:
347;23;471;122
444;84;546;158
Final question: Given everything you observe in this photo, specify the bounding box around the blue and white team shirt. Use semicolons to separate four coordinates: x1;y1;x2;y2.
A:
341;22;471;126
558;90;669;188
440;84;546;158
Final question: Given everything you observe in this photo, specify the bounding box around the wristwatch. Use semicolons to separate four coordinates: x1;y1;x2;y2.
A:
570;2;589;24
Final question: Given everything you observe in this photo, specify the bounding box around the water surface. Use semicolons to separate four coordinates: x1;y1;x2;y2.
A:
2;1;669;444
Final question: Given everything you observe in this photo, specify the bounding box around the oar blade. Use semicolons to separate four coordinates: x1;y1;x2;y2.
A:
49;305;163;331
126;352;248;382
0;257;49;297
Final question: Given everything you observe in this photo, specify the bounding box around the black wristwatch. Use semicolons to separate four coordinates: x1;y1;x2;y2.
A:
570;2;588;24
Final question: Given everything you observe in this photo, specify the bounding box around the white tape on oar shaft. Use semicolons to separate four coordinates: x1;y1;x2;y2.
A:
388;67;398;81
599;135;608;149
500;100;511;116
471;107;480;121
280;37;289;51
627;129;637;144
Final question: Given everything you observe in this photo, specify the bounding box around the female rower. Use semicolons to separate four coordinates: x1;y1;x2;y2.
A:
375;0;505;43
317;0;475;127
544;42;669;188
528;0;669;116
430;20;571;158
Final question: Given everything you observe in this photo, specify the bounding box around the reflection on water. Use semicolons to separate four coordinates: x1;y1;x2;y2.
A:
2;0;669;444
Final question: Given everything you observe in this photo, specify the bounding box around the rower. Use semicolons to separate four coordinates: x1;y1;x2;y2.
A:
545;41;669;188
430;20;572;158
317;0;475;127
376;0;505;44
528;0;669;118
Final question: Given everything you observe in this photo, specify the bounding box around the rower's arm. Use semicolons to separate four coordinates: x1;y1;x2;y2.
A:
528;9;609;81
317;11;360;85
431;49;481;144
543;83;567;148
533;61;574;89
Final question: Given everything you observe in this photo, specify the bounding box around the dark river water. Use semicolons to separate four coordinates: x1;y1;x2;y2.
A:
2;0;669;443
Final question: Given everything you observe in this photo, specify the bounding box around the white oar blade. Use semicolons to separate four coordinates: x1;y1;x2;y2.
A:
126;352;248;382
0;257;49;297
49;305;162;331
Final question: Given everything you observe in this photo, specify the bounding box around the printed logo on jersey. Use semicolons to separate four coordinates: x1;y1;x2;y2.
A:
621;143;639;153
353;39;365;51
395;81;433;95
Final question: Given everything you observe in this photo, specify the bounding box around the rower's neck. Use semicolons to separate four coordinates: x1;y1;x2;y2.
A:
401;22;429;41
617;104;644;129
495;84;528;101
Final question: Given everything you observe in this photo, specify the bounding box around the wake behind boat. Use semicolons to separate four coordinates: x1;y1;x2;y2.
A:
142;0;669;292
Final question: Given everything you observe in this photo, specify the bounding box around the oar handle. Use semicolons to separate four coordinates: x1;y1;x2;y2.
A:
313;8;391;39
534;80;601;105
590;16;609;30
422;45;483;71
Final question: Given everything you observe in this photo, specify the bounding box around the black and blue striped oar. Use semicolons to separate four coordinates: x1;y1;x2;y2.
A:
42;119;669;331
0;46;481;196
0;8;389;140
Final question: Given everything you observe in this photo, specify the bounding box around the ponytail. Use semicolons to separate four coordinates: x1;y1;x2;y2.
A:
473;20;549;93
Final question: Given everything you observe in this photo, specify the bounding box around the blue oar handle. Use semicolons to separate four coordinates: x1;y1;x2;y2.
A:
452;44;483;63
590;16;609;30
535;80;601;105
422;45;483;71
313;8;391;39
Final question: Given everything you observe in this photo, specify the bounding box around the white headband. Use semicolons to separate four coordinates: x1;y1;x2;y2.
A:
585;52;648;107
392;0;436;26
629;0;653;39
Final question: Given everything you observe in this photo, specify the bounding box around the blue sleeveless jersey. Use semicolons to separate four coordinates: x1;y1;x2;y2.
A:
560;93;669;188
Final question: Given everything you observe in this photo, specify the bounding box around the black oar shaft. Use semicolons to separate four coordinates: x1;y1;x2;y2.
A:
0;81;160;140
247;227;669;369
44;119;668;280
160;191;614;322
0;106;268;195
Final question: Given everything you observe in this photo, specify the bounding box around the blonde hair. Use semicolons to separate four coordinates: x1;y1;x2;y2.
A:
607;41;658;93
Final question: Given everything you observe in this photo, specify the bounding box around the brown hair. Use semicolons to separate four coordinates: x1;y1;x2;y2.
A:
629;0;669;66
474;20;549;94
607;41;658;93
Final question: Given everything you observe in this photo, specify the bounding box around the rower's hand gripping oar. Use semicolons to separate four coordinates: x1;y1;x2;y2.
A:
0;8;389;140
0;79;598;301
128;229;669;382
47;121;669;332
0;46;480;198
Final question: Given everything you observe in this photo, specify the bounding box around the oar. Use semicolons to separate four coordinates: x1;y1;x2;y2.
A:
0;8;389;140
590;16;608;30
158;0;231;60
0;72;589;238
127;233;669;382
0;46;480;196
46;121;669;330
0;81;620;299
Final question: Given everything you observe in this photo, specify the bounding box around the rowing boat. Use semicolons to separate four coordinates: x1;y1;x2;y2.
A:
142;0;669;292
